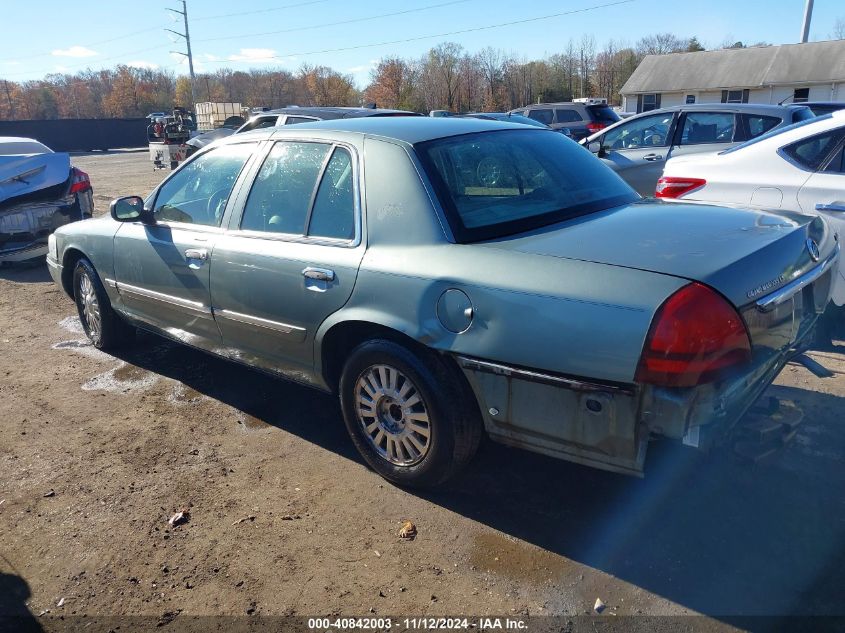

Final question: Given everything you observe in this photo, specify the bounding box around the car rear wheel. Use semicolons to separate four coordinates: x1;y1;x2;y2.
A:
73;258;132;350
339;339;482;488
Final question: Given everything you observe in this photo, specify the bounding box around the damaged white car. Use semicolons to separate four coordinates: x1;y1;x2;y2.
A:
0;137;93;263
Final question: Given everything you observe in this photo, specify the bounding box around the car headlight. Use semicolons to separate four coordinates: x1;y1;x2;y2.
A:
48;233;58;261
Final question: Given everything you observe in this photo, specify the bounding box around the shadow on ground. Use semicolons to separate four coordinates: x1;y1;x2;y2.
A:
0;261;51;284
111;332;845;620
0;572;42;632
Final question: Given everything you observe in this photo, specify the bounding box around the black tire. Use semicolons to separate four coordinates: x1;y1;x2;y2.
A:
73;258;133;350
339;339;482;488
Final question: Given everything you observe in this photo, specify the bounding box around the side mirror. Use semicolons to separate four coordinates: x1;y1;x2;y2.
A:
110;196;153;223
587;141;602;154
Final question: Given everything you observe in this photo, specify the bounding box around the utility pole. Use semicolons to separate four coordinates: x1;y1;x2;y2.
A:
166;0;196;108
800;0;814;43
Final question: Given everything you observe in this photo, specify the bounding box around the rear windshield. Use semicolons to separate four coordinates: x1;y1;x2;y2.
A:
416;129;637;242
0;140;52;155
588;105;621;124
791;107;815;123
720;113;833;155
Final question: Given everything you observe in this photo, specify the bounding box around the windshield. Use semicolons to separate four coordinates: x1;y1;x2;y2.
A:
720;113;834;155
416;129;637;242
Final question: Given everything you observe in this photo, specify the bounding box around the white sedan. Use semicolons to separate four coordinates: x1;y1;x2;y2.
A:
657;110;845;306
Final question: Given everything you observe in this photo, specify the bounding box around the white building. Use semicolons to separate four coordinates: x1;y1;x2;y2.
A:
620;39;845;114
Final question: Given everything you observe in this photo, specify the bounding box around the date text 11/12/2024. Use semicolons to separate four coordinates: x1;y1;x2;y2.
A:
307;617;528;630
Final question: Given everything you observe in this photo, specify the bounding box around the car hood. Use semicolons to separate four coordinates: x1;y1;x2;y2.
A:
186;128;235;149
0;152;70;205
479;199;833;308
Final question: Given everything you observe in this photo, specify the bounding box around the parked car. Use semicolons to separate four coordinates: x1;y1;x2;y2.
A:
508;101;620;140
186;106;422;154
658;110;845;311
47;118;837;486
580;104;815;196
457;112;572;137
1;137;93;263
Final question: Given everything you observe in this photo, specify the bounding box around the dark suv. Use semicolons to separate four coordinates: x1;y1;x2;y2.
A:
187;106;421;153
508;102;620;140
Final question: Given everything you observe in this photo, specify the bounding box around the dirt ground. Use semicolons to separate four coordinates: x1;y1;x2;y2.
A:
1;150;845;630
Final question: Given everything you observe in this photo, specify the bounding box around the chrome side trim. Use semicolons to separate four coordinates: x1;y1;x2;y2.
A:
755;242;840;313
116;281;212;317
214;308;305;336
104;278;117;289
456;355;636;396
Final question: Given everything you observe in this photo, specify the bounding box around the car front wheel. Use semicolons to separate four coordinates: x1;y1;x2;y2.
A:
73;258;132;350
339;339;482;488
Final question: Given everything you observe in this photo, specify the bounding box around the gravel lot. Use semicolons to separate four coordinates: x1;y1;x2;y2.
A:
1;150;844;629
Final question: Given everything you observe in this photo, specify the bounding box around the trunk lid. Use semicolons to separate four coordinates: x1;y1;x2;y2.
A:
0;152;71;206
480;199;831;308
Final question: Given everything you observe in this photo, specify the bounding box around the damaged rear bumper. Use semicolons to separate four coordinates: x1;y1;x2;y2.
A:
0;192;91;263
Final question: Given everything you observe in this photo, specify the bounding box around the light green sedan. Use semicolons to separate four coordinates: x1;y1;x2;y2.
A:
47;117;838;487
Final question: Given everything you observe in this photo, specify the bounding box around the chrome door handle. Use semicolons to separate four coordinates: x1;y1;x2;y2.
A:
302;267;335;282
816;202;845;212
185;248;208;261
643;153;663;161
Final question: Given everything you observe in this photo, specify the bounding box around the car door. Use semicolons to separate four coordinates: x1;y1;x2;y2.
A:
597;111;676;196
112;143;256;350
210;139;365;380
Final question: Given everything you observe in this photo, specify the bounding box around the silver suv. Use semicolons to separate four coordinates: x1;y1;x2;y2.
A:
580;103;814;196
509;101;620;140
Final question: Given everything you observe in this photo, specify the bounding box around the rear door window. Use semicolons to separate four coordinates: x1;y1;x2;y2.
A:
783;130;845;171
555;109;582;123
679;112;736;144
285;116;319;125
240;142;331;235
526;109;554;125
239;142;357;241
742;114;781;139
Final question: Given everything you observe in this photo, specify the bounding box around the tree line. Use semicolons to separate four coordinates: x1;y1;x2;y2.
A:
0;33;774;120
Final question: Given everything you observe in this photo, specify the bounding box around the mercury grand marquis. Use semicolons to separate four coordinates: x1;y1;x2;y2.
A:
47;117;839;487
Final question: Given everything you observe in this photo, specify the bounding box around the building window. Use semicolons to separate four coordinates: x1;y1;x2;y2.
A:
639;93;661;112
721;89;750;104
793;88;810;103
685;95;696;104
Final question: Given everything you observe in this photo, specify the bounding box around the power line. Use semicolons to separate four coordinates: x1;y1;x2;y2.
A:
196;0;472;43
202;0;636;64
193;0;334;22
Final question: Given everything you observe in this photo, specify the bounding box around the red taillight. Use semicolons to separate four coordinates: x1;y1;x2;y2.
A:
655;176;706;199
586;122;606;133
69;167;91;195
635;283;751;388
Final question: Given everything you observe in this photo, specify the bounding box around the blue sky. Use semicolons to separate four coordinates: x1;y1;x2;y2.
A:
1;0;842;86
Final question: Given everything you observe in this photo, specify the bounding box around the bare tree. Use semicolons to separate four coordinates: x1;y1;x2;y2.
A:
636;33;686;56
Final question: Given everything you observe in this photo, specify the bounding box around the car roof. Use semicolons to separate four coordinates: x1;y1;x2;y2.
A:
635;103;805;115
226;116;536;145
262;106;420;119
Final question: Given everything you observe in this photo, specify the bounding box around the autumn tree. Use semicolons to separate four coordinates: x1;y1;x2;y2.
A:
365;58;416;110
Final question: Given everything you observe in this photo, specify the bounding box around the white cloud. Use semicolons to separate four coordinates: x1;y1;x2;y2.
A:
228;48;278;63
347;60;378;74
126;60;159;70
51;45;98;58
